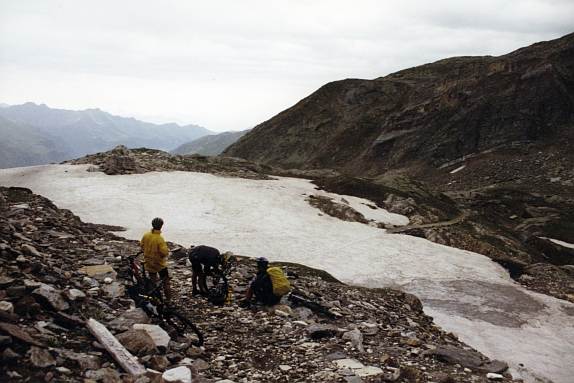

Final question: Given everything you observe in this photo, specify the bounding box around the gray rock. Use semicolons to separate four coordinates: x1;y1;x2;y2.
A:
148;355;170;371
422;346;508;373
133;324;171;352
0;301;14;314
29;346;56;368
84;368;121;382
293;306;314;321
64;288;87;301
342;328;364;352
55;367;72;375
162;366;192;383
21;244;44;258
101;281;125;298
59;350;101;371
192;358;210;371
108;308;150;331
355;366;383;377
0;276;15;288
79;264;117;281
23;279;42;290
82;276;100;288
382;367;401;382
116;329;158;356
334;359;364;369
32;283;69;311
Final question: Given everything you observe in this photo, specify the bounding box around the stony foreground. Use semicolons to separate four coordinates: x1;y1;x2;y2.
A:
0;186;517;382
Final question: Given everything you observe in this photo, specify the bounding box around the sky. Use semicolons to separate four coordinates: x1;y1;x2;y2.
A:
0;1;572;132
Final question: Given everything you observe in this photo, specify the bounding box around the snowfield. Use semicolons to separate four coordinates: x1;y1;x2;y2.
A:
1;165;573;383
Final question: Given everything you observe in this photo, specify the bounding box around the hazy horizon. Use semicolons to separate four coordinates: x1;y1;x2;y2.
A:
1;1;572;132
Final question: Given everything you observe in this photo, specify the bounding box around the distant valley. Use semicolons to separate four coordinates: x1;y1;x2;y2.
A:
0;103;213;168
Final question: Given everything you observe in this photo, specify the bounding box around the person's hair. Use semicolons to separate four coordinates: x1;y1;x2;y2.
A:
151;217;164;230
256;257;269;269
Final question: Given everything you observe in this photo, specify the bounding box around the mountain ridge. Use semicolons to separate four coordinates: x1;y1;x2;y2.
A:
0;102;213;168
224;32;574;174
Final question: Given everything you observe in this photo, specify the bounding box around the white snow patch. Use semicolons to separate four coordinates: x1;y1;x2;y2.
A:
0;164;573;383
540;237;574;250
450;165;466;174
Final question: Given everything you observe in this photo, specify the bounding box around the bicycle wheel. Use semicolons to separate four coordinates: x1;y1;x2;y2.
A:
163;309;204;347
207;278;228;306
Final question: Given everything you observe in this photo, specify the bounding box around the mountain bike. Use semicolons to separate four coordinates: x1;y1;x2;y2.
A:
205;254;237;306
288;289;338;319
126;253;204;346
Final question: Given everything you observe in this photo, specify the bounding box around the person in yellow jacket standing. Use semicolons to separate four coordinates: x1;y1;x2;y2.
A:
140;217;171;302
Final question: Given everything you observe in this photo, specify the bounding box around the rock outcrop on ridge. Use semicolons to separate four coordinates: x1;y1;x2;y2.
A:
0;186;518;382
68;145;273;179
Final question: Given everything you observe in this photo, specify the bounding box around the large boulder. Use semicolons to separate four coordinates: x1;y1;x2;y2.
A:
101;146;140;175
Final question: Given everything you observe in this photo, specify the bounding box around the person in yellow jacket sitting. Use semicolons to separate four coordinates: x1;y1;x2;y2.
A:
140;217;171;302
241;257;290;307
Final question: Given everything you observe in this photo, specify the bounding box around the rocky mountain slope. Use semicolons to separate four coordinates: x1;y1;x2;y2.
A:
0;186;518;382
172;130;249;156
224;33;573;175
0;115;70;168
0;103;213;168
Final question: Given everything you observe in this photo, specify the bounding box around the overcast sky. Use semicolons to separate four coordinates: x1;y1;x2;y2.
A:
0;1;572;132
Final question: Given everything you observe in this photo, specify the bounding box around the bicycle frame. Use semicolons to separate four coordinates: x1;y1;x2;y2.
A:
126;253;204;346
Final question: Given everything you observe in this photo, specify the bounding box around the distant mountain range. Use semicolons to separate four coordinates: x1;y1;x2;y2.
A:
0;103;213;168
172;130;249;156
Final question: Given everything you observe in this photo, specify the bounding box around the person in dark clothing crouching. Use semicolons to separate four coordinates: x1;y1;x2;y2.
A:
189;245;223;296
241;257;290;307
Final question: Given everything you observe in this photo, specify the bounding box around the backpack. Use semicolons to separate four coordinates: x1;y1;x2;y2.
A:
267;267;290;296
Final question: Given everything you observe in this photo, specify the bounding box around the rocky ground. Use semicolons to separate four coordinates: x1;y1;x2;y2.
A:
68;145;273;180
307;140;574;304
0;186;519;382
